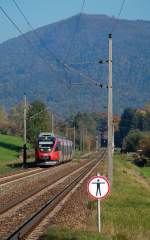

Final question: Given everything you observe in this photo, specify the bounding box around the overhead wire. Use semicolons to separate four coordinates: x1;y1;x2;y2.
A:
0;5;30;43
62;0;86;98
12;0;61;66
62;0;106;91
111;0;127;33
0;4;54;72
110;0;127;115
63;0;86;63
0;0;108;117
11;0;101;88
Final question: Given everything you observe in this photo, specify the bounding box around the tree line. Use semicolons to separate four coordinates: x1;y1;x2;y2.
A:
0;100;107;152
115;103;150;160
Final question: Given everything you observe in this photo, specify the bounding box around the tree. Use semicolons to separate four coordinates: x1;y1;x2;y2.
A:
123;130;144;152
117;108;136;147
26;101;51;145
139;133;150;157
0;105;9;134
8;101;24;135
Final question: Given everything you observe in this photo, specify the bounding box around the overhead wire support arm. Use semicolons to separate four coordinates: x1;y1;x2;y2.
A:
63;63;100;87
68;61;99;65
99;59;109;64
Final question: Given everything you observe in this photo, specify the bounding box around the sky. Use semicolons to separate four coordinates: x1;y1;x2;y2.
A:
0;0;150;43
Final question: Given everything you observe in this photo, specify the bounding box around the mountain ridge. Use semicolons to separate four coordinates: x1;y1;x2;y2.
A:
0;14;150;117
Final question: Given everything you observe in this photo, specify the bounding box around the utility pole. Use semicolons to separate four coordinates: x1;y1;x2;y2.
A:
51;113;54;133
66;125;68;138
108;33;113;185
73;125;76;152
82;128;84;152
23;93;27;167
96;135;99;152
80;129;82;152
112;124;114;154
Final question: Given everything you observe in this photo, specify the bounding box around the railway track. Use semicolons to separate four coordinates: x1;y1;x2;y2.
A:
0;153;94;214
0;155;94;215
0;152;92;186
0;150;106;240
0;168;46;186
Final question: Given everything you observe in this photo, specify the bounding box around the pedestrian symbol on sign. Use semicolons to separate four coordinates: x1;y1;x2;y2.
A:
92;179;105;196
87;175;110;200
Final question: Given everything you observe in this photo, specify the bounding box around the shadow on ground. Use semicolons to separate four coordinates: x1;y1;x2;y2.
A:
7;161;37;169
0;142;21;152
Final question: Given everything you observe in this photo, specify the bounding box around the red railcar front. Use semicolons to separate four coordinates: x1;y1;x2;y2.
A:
35;132;73;166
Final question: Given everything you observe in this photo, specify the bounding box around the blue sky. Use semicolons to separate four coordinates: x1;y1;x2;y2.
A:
0;0;150;43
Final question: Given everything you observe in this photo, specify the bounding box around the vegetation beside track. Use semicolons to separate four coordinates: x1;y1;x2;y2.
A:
40;228;107;240
0;134;90;175
0;134;24;175
138;166;150;177
42;153;150;240
101;153;150;240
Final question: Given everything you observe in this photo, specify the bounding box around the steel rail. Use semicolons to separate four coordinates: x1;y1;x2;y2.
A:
7;150;106;240
0;155;95;215
0;168;45;186
0;152;92;186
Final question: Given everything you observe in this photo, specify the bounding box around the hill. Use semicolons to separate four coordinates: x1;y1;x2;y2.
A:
0;14;150;116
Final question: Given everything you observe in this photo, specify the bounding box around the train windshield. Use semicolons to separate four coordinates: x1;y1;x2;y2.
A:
38;137;55;152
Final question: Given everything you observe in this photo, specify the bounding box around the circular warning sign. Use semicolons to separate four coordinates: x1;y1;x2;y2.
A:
87;176;110;200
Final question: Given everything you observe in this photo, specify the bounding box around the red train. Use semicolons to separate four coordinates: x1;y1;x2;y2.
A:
35;132;73;166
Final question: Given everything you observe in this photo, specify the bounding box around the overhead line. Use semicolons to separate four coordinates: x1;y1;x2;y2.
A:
63;0;86;63
2;2;103;90
12;0;33;30
0;4;54;72
111;0;127;33
14;0;104;88
62;0;86;90
63;63;99;86
12;0;61;65
12;0;98;87
117;0;126;20
110;0;127;115
0;5;27;40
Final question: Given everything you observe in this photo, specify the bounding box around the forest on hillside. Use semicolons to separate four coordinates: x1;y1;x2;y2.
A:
0;14;150;116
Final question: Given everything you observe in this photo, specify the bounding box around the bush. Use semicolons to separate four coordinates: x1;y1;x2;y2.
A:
123;130;144;152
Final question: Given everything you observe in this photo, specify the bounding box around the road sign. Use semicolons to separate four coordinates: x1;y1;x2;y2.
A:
87;175;110;200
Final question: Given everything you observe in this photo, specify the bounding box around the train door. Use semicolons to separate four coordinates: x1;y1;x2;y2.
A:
54;142;61;162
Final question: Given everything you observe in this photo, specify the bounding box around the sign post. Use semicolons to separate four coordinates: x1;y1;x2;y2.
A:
97;197;101;232
87;173;110;233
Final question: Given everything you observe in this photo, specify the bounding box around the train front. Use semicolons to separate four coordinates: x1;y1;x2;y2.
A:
35;133;57;166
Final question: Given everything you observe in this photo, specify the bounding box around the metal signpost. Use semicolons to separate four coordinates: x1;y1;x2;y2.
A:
87;173;110;232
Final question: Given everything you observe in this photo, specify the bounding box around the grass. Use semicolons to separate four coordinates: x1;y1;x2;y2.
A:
100;154;150;240
0;134;33;175
42;153;150;240
39;228;109;240
138;167;150;177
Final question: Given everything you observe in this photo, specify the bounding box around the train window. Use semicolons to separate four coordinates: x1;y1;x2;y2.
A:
68;145;70;154
55;142;61;151
62;145;64;154
65;145;67;155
